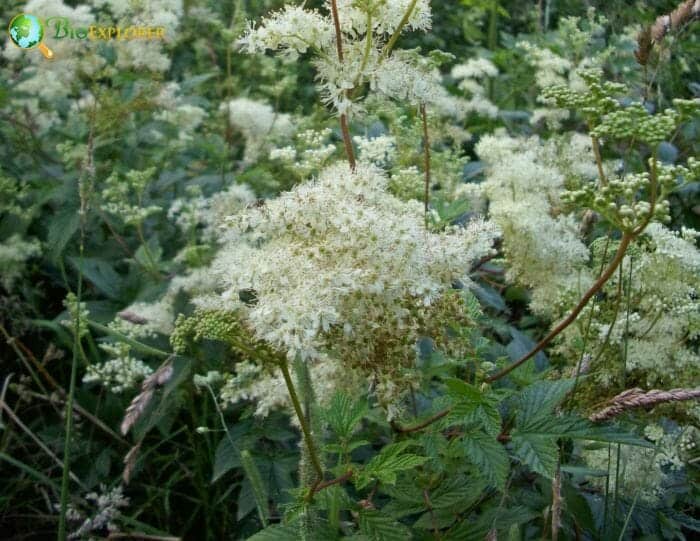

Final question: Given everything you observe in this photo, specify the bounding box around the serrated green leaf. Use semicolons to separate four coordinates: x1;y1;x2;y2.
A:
444;505;537;541
563;421;653;447
446;378;501;436
461;432;509;487
412;508;459;530
510;433;559;478
429;476;487;511
516;379;576;429
246;525;299;540
359;510;411;541
324;440;370;454
357;442;427;489
361;454;428;488
322;392;368;440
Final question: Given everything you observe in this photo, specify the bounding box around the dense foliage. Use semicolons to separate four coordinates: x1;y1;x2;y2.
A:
1;1;699;540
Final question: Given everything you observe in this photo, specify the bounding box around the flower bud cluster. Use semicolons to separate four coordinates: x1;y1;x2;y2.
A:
591;104;678;146
170;309;241;354
562;172;666;230
101;167;161;226
540;69;625;123
61;292;90;338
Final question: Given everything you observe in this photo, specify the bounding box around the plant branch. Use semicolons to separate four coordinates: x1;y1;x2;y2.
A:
382;0;419;57
58;102;96;541
420;103;431;220
279;360;324;487
486;232;634;383
329;0;357;170
591;135;607;186
311;469;353;495
391;407;450;434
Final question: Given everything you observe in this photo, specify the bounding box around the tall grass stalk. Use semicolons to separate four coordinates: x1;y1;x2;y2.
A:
58;103;96;541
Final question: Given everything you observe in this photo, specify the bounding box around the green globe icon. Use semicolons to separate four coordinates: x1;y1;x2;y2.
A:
8;13;44;49
8;13;54;58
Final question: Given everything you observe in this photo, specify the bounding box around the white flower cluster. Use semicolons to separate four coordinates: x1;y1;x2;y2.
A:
269;128;338;177
518;41;572;89
0;235;41;291
475;133;700;392
92;0;183;72
2;0;182;134
168;182;255;242
388;166;424;201
201;162;498;416
354;134;397;166
583;424;696;503
64;484;129;539
238;6;335;58
85;270;221;393
334;0;432;35
450;58;499;119
591;223;700;387
451;58;498;80
83;352;153;394
518;11;623;128
100;167;161;227
220;357;363;421
111;300;176;340
2;0;97;132
369;51;446;112
154;83;208;144
221;98;295;163
239;1;438;115
475;133;592;317
518;41;575;128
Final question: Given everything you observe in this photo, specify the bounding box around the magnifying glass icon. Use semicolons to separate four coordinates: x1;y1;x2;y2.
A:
8;13;54;59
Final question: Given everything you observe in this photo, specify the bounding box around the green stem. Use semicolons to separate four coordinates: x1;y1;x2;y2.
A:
87;320;171;358
621;254;634;389
279;360;324;487
57;228;83;541
382;0;419;57
328;0;357;170
486;232;634;383
354;12;373;86
420;103;431;223
58;102;98;540
487;1;499;100
591;135;607;187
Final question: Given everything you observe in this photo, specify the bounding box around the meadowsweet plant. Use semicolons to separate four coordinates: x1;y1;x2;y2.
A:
2;1;700;540
239;0;452;169
197;162;498;415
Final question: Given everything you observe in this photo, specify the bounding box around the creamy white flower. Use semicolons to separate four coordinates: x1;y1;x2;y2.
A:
354;134;397;166
221;98;295;162
451;58;498;80
204;162;499;380
333;0;432;35
238;6;334;57
476;134;592;317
